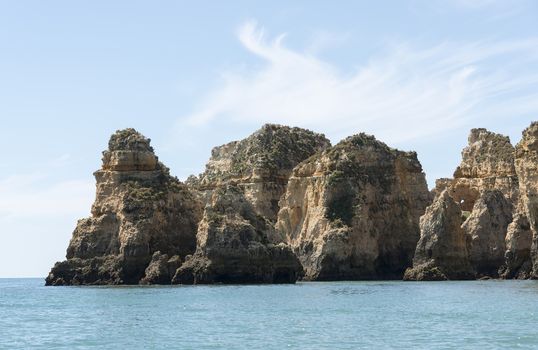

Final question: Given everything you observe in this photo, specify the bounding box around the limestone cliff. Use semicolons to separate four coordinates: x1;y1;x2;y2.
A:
173;185;303;284
434;128;518;211
462;190;512;277
419;128;521;280
189;124;331;221
512;122;538;278
46;129;202;285
175;124;328;284
404;190;474;281
276;133;431;280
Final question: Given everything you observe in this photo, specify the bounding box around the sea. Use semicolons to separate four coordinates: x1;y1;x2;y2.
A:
1;278;537;349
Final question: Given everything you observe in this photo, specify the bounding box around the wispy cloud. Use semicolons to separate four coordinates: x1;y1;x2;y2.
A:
182;20;538;144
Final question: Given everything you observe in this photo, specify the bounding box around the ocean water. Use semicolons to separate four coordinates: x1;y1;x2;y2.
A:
1;279;538;349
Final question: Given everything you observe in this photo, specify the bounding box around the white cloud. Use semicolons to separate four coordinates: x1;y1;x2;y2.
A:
183;21;538;145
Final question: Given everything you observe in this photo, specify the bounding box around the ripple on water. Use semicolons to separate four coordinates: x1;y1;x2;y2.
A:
1;279;538;349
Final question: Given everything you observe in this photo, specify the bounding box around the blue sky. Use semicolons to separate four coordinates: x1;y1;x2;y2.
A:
1;0;537;277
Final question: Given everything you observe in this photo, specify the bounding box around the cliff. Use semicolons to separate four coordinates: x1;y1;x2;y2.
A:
46;122;538;285
188;124;331;221
506;122;538;278
276;133;431;280
46;129;202;285
408;123;538;280
176;124;329;283
433;128;518;210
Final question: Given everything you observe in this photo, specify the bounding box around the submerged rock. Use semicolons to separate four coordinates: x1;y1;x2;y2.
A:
404;190;474;281
277;133;431;280
46;129;202;285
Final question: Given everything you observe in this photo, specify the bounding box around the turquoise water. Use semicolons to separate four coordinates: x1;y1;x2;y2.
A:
1;279;538;349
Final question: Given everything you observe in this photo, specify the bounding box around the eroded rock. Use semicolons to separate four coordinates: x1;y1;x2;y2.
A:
277;133;431;280
404;190;474;280
189;124;331;221
512;122;538;278
434;128;518;210
139;252;182;285
46;129;202;285
173;185;303;284
462;190;512;277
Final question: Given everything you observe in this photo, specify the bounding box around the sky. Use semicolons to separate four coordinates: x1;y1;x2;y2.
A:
0;0;537;277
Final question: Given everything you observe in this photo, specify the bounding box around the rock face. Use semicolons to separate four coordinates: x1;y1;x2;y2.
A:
512;122;538;278
501;209;532;279
189;124;331;221
140;252;182;285
46;122;538;285
46;129;202;285
462;190;512;277
434;128;518;211
276;134;431;280
173;185;303;284
176;124;328;284
404;190;474;281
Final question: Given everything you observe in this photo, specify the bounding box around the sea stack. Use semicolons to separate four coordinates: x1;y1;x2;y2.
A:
46;129;202;285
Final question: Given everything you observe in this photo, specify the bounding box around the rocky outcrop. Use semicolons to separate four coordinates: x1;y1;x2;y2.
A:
434;128;518;211
46;122;538;285
512;122;538;278
276;134;431;280
462;190;512;277
140;252;182;285
500;209;532;279
173;185;303;284
46;129;202;285
175;125;327;284
189;124;331;221
404;190;474;281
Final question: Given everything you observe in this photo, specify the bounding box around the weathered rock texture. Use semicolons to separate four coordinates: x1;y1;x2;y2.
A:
434;128;518;211
404;190;474;281
501;209;532;279
512;122;538;278
173;185;303;284
276;134;431;280
46;129;202;285
462;190;512;277
176;125;328;284
189;124;331;221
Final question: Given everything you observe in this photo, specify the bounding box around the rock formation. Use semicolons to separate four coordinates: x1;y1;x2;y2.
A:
173;185;303;284
433;128;518;211
46;122;538;285
46;129;202;285
176;124;329;284
189;124;331;221
462;190;512;277
511;122;538;278
501;209;532;278
404;190;474;281
276;133;431;280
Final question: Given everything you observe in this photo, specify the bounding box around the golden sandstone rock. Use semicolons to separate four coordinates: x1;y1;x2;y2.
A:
47;122;538;284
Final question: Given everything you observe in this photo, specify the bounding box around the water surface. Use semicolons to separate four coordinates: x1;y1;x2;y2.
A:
1;279;537;349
